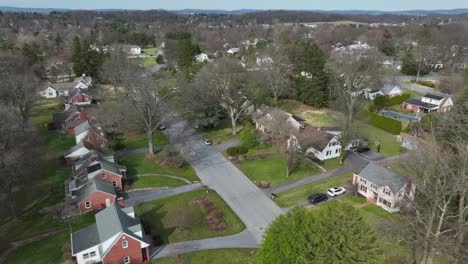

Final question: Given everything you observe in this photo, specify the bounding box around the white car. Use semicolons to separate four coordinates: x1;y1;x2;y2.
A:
327;187;346;197
202;138;212;146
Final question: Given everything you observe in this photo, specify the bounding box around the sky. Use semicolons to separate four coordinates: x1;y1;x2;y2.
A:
1;0;468;11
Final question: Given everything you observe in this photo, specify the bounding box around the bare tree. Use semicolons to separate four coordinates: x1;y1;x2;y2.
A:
101;49;143;95
122;77;173;156
257;45;294;105
327;49;382;127
191;57;260;135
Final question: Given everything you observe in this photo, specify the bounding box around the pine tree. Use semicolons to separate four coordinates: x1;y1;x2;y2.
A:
239;122;257;149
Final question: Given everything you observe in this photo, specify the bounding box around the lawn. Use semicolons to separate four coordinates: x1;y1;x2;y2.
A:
142;47;159;56
131;176;188;189
119;153;198;182
238;154;321;187
155;249;257;264
135;189;245;244
275;173;353;207
140;57;157;69
199;121;242;145
3;213;96;264
356;122;403;156
277;99;342;127
123;131;168;150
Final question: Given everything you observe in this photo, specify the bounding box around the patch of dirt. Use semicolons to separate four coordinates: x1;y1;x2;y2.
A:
257;181;271;188
191;198;227;231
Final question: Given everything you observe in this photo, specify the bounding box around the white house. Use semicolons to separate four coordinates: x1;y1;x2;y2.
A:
227;47;240;55
364;85;403;100
38;76;92;98
403;94;453;113
195;53;210;63
353;163;415;213
124;45;142;55
39;86;58;98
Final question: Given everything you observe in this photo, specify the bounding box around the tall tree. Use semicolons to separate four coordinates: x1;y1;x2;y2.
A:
22;42;44;65
190;57;260;135
257;205;381;264
288;41;328;107
101;49;143;95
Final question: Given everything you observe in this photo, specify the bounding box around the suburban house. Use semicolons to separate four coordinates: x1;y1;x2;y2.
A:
67;89;93;107
227;47;240;55
72;151;118;179
403;94;453;113
288;126;361;161
195;53;210;63
74;121;109;151
364;85;403;100
353;163;415;213
124;45;142;55
71;204;150;264
39;76;93;98
65;141;93;164
75;178;118;212
69;157;127;191
53;105;89;132
252;104;305;134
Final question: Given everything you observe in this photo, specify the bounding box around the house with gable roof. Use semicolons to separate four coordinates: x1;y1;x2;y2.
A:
71;203;150;264
403;93;453;113
76;178;118;212
252;104;305;134
353;163;415;213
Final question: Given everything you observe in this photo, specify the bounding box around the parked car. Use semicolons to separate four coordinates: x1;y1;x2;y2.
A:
356;146;370;153
202;138;212;145
327;187;346;197
308;193;328;205
158;124;167;130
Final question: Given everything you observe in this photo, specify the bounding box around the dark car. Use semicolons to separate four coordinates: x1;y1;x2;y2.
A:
356;146;371;153
158;124;167;130
308;193;328;205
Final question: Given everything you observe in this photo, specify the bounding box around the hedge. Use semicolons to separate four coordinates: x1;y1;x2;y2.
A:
374;93;411;109
227;146;248;156
368;112;402;135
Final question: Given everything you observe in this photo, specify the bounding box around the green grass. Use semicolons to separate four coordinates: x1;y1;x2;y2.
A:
321;158;342;171
356;122;403;157
124;131;168;150
155;249;257;264
199;121;242;145
132;176;187;189
238;154;321;187
142;47;159;55
3;213;95;264
139;57;157;69
120;153;198;182
275;173;353;207
135;189;245;244
277;99;342;127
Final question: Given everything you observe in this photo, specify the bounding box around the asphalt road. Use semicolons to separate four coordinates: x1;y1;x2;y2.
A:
123;183;202;206
163;120;283;243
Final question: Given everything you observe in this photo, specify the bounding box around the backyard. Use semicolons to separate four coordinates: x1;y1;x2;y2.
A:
123;131;169;150
135;189;245;244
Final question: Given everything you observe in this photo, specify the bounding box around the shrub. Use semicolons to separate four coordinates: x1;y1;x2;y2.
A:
155;54;164;64
373;93;411;110
239;122;257;149
369;112;402;135
412;80;435;88
227;146;248;156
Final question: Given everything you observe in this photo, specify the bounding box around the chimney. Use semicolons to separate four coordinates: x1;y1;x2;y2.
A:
117;197;124;206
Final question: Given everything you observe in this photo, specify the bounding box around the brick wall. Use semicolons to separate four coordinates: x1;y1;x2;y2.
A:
95;171;123;190
103;234;145;264
79;191;116;212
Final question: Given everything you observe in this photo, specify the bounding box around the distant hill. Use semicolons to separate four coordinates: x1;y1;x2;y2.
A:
0;6;467;15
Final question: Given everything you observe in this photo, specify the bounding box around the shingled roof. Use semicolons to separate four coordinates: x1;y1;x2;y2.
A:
76;178;116;203
358;162;408;193
293;126;335;152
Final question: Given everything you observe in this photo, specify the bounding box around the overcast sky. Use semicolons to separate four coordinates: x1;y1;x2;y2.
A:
1;0;468;11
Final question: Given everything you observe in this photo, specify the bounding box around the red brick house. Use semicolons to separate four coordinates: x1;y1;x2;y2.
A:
68;88;93;107
64;141;93;165
76;178;117;212
53;105;90;134
72;151;117;178
71;204;150;264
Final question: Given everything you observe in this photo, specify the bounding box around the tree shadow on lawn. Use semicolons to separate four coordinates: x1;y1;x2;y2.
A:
140;205;175;246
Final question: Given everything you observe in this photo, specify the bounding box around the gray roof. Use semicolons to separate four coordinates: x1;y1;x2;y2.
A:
74;150;115;170
95;204;145;244
358;163;408;193
405;99;439;109
76;178;116;203
424;93;444;100
381;85;401;95
71;224;100;254
50;82;77;92
252;104;291;130
86;159;126;177
65;141;91;158
74;120;91;136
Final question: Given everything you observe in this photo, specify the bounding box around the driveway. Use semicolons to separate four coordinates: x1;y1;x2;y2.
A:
151;230;258;259
123;183;202;206
265;151;369;195
163;120;283;243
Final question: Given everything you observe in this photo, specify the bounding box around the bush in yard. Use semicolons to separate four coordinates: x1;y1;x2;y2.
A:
239;122;257;149
373;94;411;110
412;80;435;88
256;205;381;264
369;112;402;135
156;54;164;64
227;146;248;156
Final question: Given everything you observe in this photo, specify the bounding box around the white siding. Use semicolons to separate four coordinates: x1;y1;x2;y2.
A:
101;233;121;254
65;147;90;158
75;131;89;144
306;137;341;161
75;245;101;264
39;87;58;98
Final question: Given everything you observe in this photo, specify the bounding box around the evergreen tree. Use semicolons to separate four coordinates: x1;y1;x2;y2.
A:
289;41;328;107
72;37;106;79
22;42;44;65
257;204;381;264
239;122;257;149
401;50;429;77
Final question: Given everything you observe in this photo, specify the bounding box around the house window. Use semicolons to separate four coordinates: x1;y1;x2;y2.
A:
122;240;128;248
83;253;89;259
335;149;339;154
85;201;91;208
90;251;96;257
49;92;53;96
113;181;117;187
124;256;130;264
360;186;367;193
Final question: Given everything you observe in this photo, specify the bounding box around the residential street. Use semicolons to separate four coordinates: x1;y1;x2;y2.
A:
123;183;202;205
163;120;284;243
